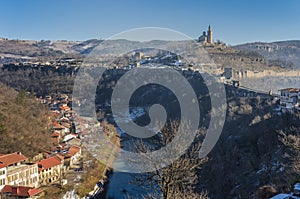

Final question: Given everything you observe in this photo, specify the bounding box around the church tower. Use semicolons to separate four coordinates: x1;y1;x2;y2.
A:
207;25;213;44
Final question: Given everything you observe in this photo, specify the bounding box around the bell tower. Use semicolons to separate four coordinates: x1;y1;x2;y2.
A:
207;25;213;44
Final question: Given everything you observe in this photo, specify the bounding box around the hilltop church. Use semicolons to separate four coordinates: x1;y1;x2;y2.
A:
198;25;214;45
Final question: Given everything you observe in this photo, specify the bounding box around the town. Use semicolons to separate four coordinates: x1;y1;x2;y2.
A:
0;92;120;198
0;25;299;199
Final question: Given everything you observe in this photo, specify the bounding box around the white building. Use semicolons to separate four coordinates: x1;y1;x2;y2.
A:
37;156;63;185
0;152;39;188
0;164;7;190
279;88;299;110
6;163;39;188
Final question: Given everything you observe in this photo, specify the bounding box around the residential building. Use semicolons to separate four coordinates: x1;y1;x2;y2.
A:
0;164;6;189
0;185;42;199
0;152;27;167
37;157;62;186
279;88;299;110
6;163;39;188
67;146;81;168
0;152;39;188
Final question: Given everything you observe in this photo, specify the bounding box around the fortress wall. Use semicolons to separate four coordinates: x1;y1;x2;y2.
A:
233;69;300;79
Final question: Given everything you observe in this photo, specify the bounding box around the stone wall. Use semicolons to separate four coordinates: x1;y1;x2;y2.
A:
233;69;300;79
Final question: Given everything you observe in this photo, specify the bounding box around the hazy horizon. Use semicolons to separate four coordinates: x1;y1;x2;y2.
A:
1;0;300;45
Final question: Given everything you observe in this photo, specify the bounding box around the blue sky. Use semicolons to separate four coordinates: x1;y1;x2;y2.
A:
0;0;299;44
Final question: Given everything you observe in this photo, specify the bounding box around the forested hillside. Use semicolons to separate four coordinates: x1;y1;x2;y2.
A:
0;84;52;157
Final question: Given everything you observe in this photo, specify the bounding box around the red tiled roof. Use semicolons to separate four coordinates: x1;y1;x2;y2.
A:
51;131;60;138
60;105;70;110
28;188;43;196
68;146;81;156
1;185;42;197
37;156;61;171
53;123;65;130
0;163;5;169
61;123;71;128
0;152;27;166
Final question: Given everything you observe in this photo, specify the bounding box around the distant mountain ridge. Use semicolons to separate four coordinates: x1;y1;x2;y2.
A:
233;40;300;69
1;37;300;70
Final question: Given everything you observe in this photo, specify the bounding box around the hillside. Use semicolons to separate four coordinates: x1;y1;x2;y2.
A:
233;40;300;69
0;38;81;64
0;84;52;157
200;98;300;198
93;68;300;198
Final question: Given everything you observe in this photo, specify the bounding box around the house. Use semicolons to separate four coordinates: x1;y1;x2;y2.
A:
37;157;62;186
279;88;299;110
0;152;39;188
0;163;7;189
0;185;42;199
52;122;67;137
62;134;77;143
60;123;71;134
65;138;81;147
59;104;71;112
6;163;39;188
0;152;27;167
51;131;61;146
67;146;81;168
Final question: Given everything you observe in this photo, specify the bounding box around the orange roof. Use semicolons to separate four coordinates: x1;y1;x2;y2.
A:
51;131;60;137
0;152;27;166
28;188;43;196
1;185;42;197
61;123;71;128
37;156;61;171
53;123;65;130
60;105;70;110
68;146;81;156
0;163;5;169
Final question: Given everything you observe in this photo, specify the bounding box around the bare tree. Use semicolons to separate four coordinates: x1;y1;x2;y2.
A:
128;120;209;199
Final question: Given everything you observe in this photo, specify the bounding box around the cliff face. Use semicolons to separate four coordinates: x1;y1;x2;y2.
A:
0;64;76;96
205;45;268;71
